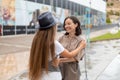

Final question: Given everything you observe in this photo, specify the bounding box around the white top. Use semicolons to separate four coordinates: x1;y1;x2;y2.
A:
55;40;64;56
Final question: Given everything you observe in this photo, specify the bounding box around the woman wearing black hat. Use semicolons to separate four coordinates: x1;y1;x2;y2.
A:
29;12;86;80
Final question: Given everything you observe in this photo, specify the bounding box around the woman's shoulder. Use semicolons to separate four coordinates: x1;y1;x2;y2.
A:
76;35;85;41
59;34;66;38
58;34;66;41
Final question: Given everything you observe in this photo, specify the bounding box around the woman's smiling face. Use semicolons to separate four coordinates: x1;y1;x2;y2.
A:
64;18;77;33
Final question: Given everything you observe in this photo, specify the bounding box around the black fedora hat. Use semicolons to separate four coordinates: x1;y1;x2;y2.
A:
38;12;57;30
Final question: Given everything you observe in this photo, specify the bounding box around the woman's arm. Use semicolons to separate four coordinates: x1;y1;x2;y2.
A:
60;58;76;63
60;40;86;58
53;40;86;67
53;58;76;67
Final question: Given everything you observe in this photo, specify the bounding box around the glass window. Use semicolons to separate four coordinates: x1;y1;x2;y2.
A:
65;0;68;9
62;0;67;9
53;0;56;7
71;2;74;15
78;5;80;15
57;0;61;7
68;1;71;10
81;5;84;15
27;0;35;2
37;0;43;3
75;3;77;12
45;0;50;5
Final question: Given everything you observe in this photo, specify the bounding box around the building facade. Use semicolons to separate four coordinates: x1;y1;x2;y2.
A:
0;0;106;36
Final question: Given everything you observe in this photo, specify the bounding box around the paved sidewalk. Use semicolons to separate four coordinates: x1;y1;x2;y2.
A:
80;39;120;80
0;27;119;80
97;55;120;80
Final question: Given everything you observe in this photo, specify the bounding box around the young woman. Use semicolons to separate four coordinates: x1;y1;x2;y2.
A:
29;12;86;80
59;16;85;80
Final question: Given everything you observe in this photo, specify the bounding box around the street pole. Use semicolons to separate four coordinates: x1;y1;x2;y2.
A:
84;1;92;80
25;0;29;35
15;1;17;35
88;0;91;48
1;6;3;36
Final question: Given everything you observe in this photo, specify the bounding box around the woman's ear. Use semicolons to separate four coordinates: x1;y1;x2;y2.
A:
75;23;78;28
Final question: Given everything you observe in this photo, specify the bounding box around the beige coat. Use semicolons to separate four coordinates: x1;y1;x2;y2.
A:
59;35;84;80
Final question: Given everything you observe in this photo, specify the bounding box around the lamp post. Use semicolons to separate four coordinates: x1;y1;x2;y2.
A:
84;1;92;80
85;0;91;48
0;5;3;36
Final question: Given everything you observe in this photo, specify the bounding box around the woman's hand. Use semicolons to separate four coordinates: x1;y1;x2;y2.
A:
52;58;60;67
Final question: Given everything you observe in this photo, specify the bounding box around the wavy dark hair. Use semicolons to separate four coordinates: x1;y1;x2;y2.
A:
63;16;82;36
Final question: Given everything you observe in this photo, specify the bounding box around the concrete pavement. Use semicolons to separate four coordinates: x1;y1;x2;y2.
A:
97;55;120;80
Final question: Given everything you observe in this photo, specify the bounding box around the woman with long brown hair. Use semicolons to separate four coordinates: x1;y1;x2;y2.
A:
29;12;86;80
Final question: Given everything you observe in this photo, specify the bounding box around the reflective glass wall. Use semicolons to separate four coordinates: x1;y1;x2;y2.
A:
22;0;106;26
0;0;106;36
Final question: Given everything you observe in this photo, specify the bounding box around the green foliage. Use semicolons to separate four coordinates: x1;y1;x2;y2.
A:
90;31;120;42
110;2;114;6
107;11;120;16
106;17;111;23
115;12;120;16
107;2;114;7
110;10;113;15
107;3;110;6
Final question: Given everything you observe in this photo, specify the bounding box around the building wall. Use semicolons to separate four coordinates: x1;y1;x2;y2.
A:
15;0;106;26
0;0;107;36
69;0;106;13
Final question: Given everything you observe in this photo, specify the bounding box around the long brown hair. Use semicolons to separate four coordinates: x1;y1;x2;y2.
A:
29;26;56;80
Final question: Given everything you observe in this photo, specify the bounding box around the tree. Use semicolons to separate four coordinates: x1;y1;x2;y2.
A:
107;3;110;6
106;17;111;23
115;12;120;16
109;10;113;15
110;3;114;6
